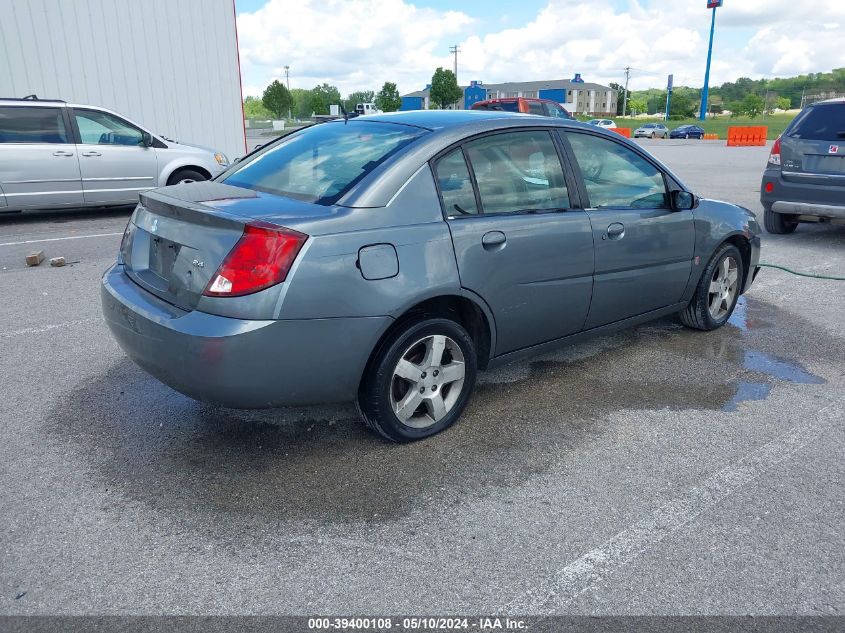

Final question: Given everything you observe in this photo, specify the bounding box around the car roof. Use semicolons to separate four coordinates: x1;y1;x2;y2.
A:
362;109;538;130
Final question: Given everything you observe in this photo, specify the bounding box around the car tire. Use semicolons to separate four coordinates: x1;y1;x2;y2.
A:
685;133;689;139
166;168;208;186
651;132;656;138
763;205;798;234
358;317;478;442
679;243;744;331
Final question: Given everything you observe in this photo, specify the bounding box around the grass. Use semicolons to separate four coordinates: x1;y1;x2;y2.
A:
577;113;797;140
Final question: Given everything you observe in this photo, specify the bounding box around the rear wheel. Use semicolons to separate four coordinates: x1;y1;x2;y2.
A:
358;318;477;442
764;205;798;234
680;243;744;331
166;168;208;186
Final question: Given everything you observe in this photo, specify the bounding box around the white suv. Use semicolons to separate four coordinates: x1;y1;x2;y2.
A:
0;96;229;212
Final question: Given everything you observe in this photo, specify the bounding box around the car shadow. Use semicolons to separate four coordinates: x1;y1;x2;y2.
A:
47;297;837;533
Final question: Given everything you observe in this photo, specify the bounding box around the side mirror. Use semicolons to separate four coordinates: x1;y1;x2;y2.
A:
671;190;698;211
141;132;153;147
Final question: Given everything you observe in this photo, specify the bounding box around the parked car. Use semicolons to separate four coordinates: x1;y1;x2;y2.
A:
102;110;761;442
587;119;617;129
634;123;669;139
761;98;845;234
0;96;229;213
670;125;705;140
471;97;572;119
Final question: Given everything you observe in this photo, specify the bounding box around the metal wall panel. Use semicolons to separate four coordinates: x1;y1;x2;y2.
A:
0;0;247;158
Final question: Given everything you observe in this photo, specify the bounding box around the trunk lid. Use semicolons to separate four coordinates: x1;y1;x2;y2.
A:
121;181;327;310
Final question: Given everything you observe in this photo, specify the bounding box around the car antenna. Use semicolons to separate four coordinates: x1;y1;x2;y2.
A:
339;102;349;124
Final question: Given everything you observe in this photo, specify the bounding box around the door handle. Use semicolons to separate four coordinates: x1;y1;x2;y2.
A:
481;230;506;250
81;151;102;157
605;222;625;240
52;150;74;157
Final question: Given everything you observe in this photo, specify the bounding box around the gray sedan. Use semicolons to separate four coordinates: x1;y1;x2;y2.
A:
102;111;761;442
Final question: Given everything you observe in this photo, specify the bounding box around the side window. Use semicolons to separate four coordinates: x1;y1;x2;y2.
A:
464;131;570;214
434;148;478;216
527;101;545;115
566;132;668;209
74;110;144;146
0;106;68;144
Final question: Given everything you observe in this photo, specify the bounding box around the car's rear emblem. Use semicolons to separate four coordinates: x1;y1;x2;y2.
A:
150;218;158;233
830;145;840;154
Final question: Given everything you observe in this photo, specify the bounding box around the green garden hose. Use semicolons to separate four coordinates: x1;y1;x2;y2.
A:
758;263;845;281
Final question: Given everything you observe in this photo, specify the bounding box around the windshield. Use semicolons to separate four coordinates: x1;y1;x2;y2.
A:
222;121;426;204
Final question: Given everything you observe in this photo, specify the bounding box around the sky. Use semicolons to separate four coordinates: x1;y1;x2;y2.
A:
234;0;845;99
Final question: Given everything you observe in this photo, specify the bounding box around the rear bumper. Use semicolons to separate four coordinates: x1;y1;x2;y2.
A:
761;168;845;219
101;264;391;408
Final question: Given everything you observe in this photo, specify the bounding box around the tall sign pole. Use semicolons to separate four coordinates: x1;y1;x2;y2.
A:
665;74;673;121
699;0;722;121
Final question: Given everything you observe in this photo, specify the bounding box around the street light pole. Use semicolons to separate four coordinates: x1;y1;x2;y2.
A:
699;2;719;121
284;65;291;120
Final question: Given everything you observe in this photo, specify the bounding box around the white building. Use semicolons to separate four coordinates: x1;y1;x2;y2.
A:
0;0;246;158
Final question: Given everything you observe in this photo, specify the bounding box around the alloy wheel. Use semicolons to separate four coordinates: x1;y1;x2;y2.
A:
708;256;739;320
389;334;466;429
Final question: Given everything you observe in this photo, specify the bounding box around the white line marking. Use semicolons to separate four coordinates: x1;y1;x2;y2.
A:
0;318;101;339
0;232;122;247
501;400;843;614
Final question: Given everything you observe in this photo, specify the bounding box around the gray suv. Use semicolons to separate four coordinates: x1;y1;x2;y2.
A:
761;98;845;233
0;96;229;213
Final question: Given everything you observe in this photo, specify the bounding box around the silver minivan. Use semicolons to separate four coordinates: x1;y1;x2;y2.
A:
0;96;229;212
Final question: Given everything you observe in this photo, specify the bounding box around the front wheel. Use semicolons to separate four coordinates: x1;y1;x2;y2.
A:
166;168;208;186
358;318;478;442
764;205;798;234
680;243;744;331
684;133;689;139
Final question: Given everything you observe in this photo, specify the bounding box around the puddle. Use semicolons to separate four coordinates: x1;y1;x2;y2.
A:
47;296;838;530
742;349;825;385
722;382;772;412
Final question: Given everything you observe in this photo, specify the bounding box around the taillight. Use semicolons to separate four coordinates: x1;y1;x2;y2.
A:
768;135;782;166
203;221;307;297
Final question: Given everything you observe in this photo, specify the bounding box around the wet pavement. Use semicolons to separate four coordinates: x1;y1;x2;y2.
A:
1;141;844;615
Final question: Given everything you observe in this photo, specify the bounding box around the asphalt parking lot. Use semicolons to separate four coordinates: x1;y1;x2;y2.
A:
1;140;843;616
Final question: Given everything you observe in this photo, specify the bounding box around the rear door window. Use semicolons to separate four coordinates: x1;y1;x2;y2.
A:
0;106;69;144
787;104;845;141
222;120;426;205
434;149;478;217
463;130;570;214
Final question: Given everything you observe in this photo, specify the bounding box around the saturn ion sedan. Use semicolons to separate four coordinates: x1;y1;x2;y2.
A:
102;110;761;442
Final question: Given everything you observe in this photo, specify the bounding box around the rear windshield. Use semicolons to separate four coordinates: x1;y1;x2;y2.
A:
474;101;520;113
786;103;845;141
222;121;426;204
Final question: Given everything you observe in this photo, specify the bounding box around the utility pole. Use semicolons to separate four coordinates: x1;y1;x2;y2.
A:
622;66;631;118
699;0;721;121
284;65;291;120
449;44;461;82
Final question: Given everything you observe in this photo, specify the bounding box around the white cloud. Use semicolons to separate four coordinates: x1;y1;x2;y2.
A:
236;0;845;98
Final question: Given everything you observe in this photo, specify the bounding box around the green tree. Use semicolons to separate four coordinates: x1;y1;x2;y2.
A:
627;98;647;116
775;96;791;111
740;93;765;118
375;82;402;112
312;83;341;110
262;80;292;120
429;67;463;109
609;82;628;115
309;92;328;116
344;90;375;112
290;88;313;118
669;92;696;119
243;96;273;119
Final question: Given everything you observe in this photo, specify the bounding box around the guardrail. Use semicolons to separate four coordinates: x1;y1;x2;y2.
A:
726;126;768;147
